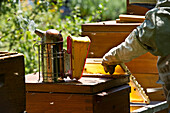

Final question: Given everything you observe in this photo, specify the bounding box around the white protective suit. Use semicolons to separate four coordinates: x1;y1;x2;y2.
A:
102;0;170;104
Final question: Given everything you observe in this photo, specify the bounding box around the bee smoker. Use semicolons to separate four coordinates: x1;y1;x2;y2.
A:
35;29;64;82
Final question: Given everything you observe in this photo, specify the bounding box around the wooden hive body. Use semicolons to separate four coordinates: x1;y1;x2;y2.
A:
127;0;156;15
26;73;130;113
0;53;25;113
81;19;168;112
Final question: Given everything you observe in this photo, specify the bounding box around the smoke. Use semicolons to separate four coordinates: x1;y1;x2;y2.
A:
16;0;38;34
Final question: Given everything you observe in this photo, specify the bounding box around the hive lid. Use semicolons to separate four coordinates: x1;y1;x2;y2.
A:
82;21;141;32
26;73;129;94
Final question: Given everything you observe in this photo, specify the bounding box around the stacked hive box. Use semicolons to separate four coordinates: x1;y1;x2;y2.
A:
81;0;165;103
26;74;130;113
0;52;25;113
81;21;166;111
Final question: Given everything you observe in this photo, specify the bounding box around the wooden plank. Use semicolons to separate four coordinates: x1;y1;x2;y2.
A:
90;76;129;93
130;101;169;113
132;74;161;89
131;106;144;112
26;93;93;113
147;90;165;101
125;53;158;74
131;73;165;101
94;85;130;113
127;4;149;15
119;14;145;23
126;59;158;74
26;84;130;113
131;101;168;113
26;75;129;94
83;57;161;102
84;52;158;74
82;32;130;57
129;0;156;4
0;54;25;113
84;63;126;75
82;21;141;32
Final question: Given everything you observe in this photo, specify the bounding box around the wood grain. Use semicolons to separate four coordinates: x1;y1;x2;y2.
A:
147;90;165;101
26;93;93;113
131;73;165;101
127;4;149;15
82;32;131;57
132;74;161;89
118;14;145;23
0;54;25;113
94;85;130;113
82;21;141;32
26;84;130;113
26;75;129;94
125;53;158;74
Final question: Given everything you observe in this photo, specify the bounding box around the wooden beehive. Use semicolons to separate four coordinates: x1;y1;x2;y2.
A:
81;20;165;102
0;52;25;113
26;34;131;113
127;0;156;15
26;73;130;113
81;0;169;112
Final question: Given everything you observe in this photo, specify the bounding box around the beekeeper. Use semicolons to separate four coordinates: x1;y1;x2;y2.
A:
102;0;170;105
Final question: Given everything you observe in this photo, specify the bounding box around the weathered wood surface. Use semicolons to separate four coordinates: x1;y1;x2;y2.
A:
94;85;130;113
131;73;165;101
26;84;130;113
127;0;150;15
26;74;129;94
132;74;161;89
125;52;158;74
27;92;94;113
118;14;145;23
82;32;130;57
81;20;164;105
131;101;169;113
81;21;141;58
0;53;25;113
81;21;158;74
82;21;141;32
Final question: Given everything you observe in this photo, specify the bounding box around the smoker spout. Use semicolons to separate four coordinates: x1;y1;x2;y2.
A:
35;29;46;38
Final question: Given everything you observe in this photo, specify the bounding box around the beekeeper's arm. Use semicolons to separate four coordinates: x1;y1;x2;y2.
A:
102;29;148;74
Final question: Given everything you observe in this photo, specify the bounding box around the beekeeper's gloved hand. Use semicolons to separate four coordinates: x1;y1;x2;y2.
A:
102;29;148;75
102;62;117;75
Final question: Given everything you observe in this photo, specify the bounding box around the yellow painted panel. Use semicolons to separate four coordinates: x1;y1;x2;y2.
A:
70;36;91;79
83;62;147;104
84;63;125;75
129;81;146;103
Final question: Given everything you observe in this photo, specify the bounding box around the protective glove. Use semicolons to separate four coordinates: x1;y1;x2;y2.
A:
102;63;117;75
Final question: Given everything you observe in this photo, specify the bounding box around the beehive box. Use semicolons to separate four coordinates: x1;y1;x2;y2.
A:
0;52;25;113
26;73;130;113
81;20;165;102
81;20;168;112
127;0;155;15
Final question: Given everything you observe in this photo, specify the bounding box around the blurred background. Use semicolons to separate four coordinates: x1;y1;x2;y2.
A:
0;0;126;74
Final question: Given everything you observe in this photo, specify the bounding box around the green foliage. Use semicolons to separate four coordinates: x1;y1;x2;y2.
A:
69;0;126;21
0;0;126;74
